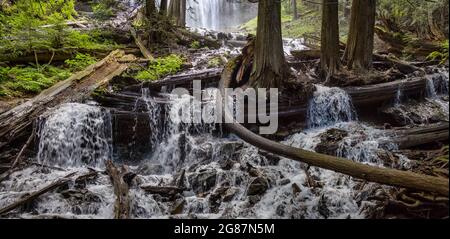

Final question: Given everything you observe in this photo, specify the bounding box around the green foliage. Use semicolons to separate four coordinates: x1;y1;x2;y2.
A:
93;0;116;20
136;54;185;81
0;65;70;97
65;53;97;71
190;41;201;49
207;56;224;68
427;40;449;64
377;0;448;39
0;0;117;58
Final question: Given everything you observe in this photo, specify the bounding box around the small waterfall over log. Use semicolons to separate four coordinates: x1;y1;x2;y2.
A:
307;85;357;128
37;103;113;168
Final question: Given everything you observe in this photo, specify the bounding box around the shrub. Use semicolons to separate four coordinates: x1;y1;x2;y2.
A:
136;54;185;81
65;53;97;71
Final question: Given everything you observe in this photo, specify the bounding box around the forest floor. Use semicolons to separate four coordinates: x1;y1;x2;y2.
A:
0;1;448;219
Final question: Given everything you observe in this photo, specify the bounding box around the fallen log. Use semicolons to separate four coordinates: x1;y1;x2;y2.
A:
290;49;321;60
392;122;449;149
105;160;135;219
0;172;76;216
0;50;131;155
219;65;449;196
130;28;154;60
123;68;222;92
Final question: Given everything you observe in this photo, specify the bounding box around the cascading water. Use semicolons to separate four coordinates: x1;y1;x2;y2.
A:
186;0;257;31
36;103;113;168
307;85;357;128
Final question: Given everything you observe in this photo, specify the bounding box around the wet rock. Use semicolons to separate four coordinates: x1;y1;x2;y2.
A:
278;178;291;186
219;159;236;170
171;198;186;215
276;203;286;217
209;186;229;213
315;128;348;155
216;141;243;164
217;32;229;40
292;183;301;195
258;151;281;165
171;169;186;189
380;99;448;127
248;195;261;205
223;187;238;202
137;163;165;175
247;177;269;196
188;169;217;194
318;195;331;219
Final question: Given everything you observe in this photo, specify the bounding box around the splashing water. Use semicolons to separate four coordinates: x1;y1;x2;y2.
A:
146;92;217;174
307;85;357;128
37;103;112;168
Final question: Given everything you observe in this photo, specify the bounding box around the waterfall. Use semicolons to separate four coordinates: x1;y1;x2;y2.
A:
144;92;217;174
307;85;357;128
186;0;257;31
37;103;113;168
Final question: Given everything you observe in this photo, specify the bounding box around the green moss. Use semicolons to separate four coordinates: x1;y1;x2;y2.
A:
190;41;201;49
64;53;97;71
92;0;116;20
135;54;185;81
207;56;225;68
427;40;449;65
0;65;70;96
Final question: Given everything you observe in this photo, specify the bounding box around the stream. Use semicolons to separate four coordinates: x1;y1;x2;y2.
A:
0;1;449;219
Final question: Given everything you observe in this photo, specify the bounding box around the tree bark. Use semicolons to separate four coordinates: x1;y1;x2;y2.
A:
343;0;376;72
145;0;157;18
160;0;168;15
292;0;299;20
250;0;290;89
320;0;340;79
179;0;186;27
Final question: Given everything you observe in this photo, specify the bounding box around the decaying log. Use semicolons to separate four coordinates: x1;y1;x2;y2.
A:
130;28;154;60
145;68;222;89
123;68;222;93
105;160;135;219
392;122;449;149
373;54;423;74
0;50;131;155
219;65;449;196
345;73;440;107
0;172;76;216
290;49;321;60
41;20;88;28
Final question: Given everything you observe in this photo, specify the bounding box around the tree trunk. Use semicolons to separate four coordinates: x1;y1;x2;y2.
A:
250;0;290;89
320;0;340;79
145;0;157;18
160;0;168;15
169;0;184;26
292;0;299;20
343;0;376;72
179;0;186;27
